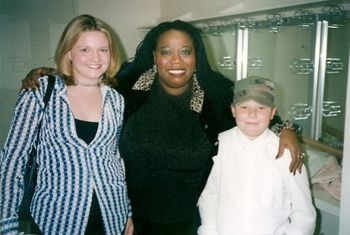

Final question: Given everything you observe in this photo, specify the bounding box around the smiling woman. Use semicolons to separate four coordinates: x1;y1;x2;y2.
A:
67;31;111;87
65;31;110;122
0;14;132;235
153;30;196;95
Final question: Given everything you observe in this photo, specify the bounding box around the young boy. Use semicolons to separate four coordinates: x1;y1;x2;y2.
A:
198;76;316;235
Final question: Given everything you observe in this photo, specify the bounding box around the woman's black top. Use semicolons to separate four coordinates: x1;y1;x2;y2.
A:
74;119;104;234
120;82;212;223
74;118;98;145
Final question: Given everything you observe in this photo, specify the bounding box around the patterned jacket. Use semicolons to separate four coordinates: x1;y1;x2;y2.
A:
0;75;130;235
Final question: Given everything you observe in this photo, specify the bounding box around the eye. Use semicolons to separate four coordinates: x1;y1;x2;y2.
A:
159;48;172;56
180;48;193;55
100;48;109;53
80;48;89;53
259;105;270;111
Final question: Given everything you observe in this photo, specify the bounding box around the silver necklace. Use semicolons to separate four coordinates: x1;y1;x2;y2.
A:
74;80;101;87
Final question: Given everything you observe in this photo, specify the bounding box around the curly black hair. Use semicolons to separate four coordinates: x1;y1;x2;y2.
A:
116;19;227;90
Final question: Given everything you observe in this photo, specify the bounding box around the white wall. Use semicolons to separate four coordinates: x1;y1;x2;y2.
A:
76;0;160;60
0;0;76;146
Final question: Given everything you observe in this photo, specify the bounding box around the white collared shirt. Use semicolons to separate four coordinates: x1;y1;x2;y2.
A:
198;127;316;235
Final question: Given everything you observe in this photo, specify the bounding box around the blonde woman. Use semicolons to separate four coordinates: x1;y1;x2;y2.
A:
0;15;132;235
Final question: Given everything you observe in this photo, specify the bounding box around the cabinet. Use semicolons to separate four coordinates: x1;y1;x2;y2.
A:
190;1;349;234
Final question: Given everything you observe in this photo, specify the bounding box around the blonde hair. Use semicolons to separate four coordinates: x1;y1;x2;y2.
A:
54;14;121;85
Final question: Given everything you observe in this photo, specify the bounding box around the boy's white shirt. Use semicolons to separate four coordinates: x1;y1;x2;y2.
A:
198;127;316;235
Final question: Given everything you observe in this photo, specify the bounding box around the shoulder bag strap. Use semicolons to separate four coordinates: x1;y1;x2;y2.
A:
43;75;55;109
33;75;55;144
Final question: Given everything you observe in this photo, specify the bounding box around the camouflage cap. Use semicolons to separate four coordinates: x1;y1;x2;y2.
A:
233;76;275;107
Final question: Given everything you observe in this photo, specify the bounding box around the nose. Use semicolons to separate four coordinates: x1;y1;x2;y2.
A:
171;52;181;63
91;50;101;61
248;108;257;117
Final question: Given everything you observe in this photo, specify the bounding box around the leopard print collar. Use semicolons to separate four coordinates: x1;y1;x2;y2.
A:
132;68;204;113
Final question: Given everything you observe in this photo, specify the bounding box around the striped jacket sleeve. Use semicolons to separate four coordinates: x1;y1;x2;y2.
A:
0;79;48;235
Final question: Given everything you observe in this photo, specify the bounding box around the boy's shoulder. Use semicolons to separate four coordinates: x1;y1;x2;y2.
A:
218;127;237;139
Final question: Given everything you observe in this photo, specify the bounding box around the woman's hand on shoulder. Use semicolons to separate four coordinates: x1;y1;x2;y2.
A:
21;67;55;90
276;129;303;174
124;218;134;235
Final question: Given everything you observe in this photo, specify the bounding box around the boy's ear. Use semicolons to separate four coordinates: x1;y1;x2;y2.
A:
231;105;236;117
271;107;277;119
